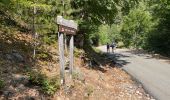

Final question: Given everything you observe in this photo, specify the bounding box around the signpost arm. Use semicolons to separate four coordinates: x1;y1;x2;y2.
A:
58;32;65;84
69;35;74;75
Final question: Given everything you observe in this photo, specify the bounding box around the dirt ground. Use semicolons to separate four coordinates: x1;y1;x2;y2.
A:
54;57;155;100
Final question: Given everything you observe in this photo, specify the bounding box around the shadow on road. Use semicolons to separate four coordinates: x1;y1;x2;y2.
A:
124;49;170;64
123;49;147;57
83;46;131;73
108;53;131;68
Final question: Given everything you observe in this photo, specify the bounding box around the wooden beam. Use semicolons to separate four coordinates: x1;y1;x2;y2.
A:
57;16;78;30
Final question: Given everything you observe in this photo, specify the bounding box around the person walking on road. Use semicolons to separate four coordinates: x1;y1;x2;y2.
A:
107;43;110;53
111;42;116;53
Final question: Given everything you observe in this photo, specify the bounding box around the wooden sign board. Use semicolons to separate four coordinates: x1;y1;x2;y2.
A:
59;25;77;35
56;16;77;35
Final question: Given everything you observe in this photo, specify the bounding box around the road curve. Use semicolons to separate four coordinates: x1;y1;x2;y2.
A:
97;46;170;100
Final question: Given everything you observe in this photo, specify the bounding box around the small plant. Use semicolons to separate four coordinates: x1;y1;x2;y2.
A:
36;53;50;60
0;79;4;89
85;85;94;96
72;69;85;83
28;71;60;95
42;35;56;45
72;71;79;80
28;71;46;86
42;78;60;95
74;48;85;57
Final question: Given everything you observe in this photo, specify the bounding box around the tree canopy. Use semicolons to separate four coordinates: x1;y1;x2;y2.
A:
0;0;170;56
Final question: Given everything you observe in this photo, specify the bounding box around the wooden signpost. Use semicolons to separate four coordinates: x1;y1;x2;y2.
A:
56;16;77;84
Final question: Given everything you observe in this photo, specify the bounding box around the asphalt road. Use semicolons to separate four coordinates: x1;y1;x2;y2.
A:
97;46;170;100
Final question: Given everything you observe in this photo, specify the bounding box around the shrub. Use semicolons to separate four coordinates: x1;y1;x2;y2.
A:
85;85;94;97
72;68;85;83
0;79;4;89
74;48;85;57
28;71;46;86
37;53;48;59
28;71;60;95
42;78;60;95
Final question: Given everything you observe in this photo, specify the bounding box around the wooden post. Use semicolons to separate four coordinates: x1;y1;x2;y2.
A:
58;32;65;84
65;34;68;54
33;5;36;58
69;35;74;75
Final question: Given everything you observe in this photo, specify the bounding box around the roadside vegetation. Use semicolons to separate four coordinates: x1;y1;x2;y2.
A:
94;1;170;56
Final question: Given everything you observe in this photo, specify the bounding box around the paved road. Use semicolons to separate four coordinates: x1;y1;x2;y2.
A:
97;46;170;100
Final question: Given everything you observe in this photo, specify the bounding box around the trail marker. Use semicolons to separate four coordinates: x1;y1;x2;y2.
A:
56;16;77;84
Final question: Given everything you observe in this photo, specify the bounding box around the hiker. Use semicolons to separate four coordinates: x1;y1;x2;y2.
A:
110;42;116;53
107;43;110;53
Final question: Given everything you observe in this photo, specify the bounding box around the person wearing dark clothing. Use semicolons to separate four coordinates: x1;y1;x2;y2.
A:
107;43;110;53
111;45;114;53
111;42;116;53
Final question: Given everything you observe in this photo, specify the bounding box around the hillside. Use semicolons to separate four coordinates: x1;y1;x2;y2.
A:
0;29;154;99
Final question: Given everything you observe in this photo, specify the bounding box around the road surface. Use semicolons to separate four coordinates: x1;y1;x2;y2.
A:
97;46;170;100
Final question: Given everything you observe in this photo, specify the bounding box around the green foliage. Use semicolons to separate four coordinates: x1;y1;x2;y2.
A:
42;35;56;45
0;0;10;5
0;0;140;48
98;25;111;45
28;71;60;95
71;0;138;46
1;0;170;60
144;0;170;56
146;30;170;56
71;0;118;25
74;48;85;57
41;78;60;95
37;53;49;60
1;0;60;36
117;0;170;56
121;2;153;48
97;24;121;45
28;71;46;86
0;79;4;89
36;46;53;61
